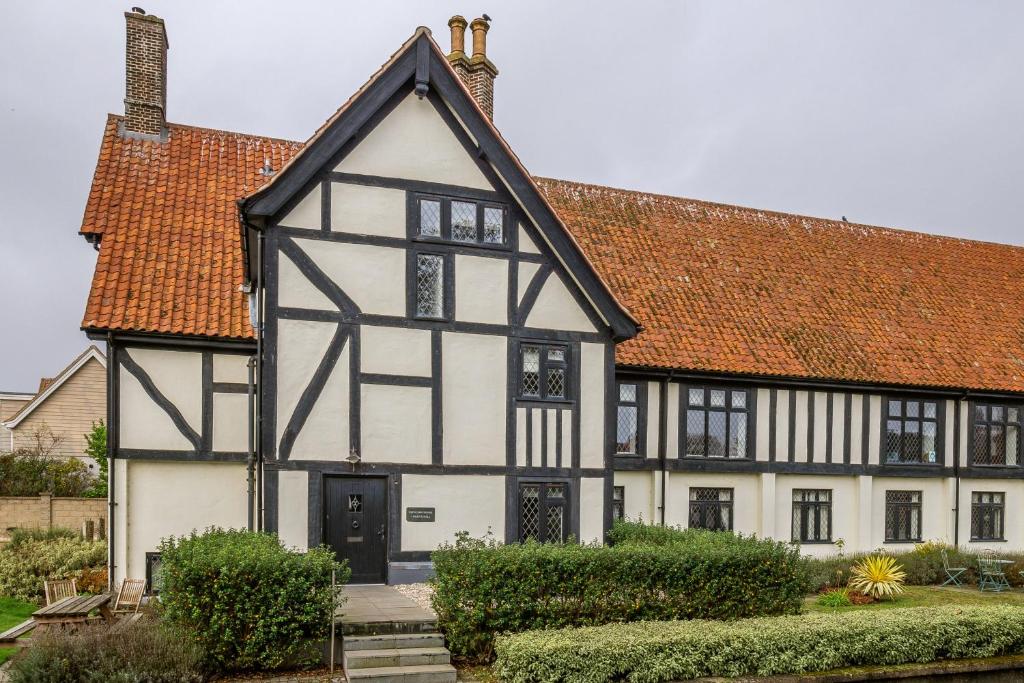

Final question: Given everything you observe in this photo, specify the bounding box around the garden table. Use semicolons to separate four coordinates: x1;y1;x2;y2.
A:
978;559;1012;592
31;592;115;630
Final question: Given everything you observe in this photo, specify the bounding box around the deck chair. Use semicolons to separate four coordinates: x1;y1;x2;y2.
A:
941;549;967;587
978;558;1009;592
44;578;78;605
113;579;146;614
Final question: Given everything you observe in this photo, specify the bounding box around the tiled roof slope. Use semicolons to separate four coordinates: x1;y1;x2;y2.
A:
79;118;1024;392
81;115;303;339
537;178;1024;392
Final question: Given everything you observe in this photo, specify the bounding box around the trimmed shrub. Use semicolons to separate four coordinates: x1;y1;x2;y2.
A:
494;605;1024;682
0;535;106;602
816;588;852;608
6;617;204;683
431;530;807;661
158;528;348;672
608;519;756;548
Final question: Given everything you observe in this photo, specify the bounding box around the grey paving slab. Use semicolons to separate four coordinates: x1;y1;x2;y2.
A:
339;585;437;624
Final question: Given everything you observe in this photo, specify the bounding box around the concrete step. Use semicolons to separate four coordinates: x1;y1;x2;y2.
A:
344;646;450;669
345;663;457;683
342;619;438;636
344;633;445;652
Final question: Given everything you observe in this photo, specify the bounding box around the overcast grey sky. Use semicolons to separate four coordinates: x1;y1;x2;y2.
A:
1;1;1021;390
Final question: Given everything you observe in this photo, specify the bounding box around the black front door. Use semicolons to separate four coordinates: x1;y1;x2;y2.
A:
324;476;387;583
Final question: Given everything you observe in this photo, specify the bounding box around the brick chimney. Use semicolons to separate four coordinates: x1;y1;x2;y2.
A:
123;8;168;138
447;15;498;120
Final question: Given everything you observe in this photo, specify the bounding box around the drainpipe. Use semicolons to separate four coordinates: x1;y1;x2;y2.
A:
255;231;265;531
658;371;674;526
246;355;256;531
953;392;966;547
106;333;117;589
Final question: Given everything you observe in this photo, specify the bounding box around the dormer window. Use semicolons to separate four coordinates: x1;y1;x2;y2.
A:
414;194;507;246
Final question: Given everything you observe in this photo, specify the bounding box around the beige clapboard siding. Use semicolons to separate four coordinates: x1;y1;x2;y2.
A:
11;357;107;459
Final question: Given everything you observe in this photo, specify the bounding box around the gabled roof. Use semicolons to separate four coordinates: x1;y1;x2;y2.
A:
77;29;1024;394
3;347;107;429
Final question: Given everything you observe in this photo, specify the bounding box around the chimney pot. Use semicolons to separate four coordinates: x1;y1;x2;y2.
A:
448;15;468;57
469;17;489;58
446;16;498;121
123;9;168;139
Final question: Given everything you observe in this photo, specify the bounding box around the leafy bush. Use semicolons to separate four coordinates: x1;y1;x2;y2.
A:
850;555;906;599
494;606;1024;682
0;535;106;602
431;528;807;661
158;528;347;672
816;588;852;608
0;425;96;497
608;519;765;548
6;617;204;682
83;421;108;499
6;526;79;548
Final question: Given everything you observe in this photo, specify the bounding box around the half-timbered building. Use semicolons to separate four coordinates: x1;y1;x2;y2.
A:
81;10;1024;585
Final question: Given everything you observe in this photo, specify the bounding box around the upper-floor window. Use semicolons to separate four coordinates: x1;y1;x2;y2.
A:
689;488;733;531
615;381;646;455
885;398;939;464
792;489;831;543
684;387;750;459
520;343;570;401
415;195;506;246
885;490;922;543
971;491;1005;541
413;252;449;320
972;404;1020;466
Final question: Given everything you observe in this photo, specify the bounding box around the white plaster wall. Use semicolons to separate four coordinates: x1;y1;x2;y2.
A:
297;239;405;316
400;474;505;551
959;480;1024;552
212;393;249;452
213;354;250;384
127;348;202;435
849;394;864;465
776;390;791;458
666;383;679;458
665;472;761;535
524;272;597;333
276;319;338;454
277;470;310;551
794;391;809;462
334;93;493;190
517;261;540;305
361;384;431;463
361;325;431;377
278;249;336;311
831;394;845;462
124;461;247;579
579;477;605;543
578;343;606;469
867;396;882;464
291;343;349;460
646;382;660;459
119;366;191;451
330;183;405;237
454;255;508;325
775;474;858;557
442;332;506;465
871;477;951;550
812;392;828;462
518;223;540;254
755;388;770;461
112;458;129;584
958;400;970;467
561;409;573;465
278;183;322;230
515;406;527;467
614;471;657;522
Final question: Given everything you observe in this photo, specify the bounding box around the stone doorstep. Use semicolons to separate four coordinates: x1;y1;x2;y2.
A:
343;634;445;652
344;647;451;669
345;664;457;683
342;619;439;636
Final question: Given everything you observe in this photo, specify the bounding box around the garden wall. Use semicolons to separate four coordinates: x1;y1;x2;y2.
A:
0;494;106;540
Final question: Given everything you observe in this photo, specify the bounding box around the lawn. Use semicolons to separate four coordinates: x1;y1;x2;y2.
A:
805;585;1024;613
0;596;37;665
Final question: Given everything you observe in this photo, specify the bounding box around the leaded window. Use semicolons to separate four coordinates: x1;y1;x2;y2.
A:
520;343;570;401
414;194;507;246
885;399;939;464
519;482;568;543
885;490;922;542
971;492;1005;541
414;253;445;319
612;486;625;522
684;387;750;458
689;488;733;531
792;489;831;543
616;381;644;455
972;404;1021;466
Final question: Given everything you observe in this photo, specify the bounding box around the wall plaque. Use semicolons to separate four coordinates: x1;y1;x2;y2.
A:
406;507;435;522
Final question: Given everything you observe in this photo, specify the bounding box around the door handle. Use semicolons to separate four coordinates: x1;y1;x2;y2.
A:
378;524;386;539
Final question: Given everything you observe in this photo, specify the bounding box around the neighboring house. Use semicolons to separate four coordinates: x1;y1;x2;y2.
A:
79;10;1024;586
0;391;34;447
1;347;107;470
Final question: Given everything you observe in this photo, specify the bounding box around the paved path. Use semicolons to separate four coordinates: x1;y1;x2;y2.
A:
339;585;436;626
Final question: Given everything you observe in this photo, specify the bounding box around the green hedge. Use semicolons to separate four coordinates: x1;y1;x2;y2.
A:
158;528;348;672
430;529;806;661
608;519;767;548
494;605;1024;682
0;534;106;602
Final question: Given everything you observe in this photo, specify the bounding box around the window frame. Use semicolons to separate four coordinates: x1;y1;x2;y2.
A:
517;480;570;543
792;489;832;544
144;551;162;596
680;384;754;460
969;402;1022;468
971;491;1006;542
517;341;573;404
407;249;453;321
409;192;510;250
688;487;734;532
614;379;648;456
883;397;943;466
612;486;625;522
884;490;923;543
